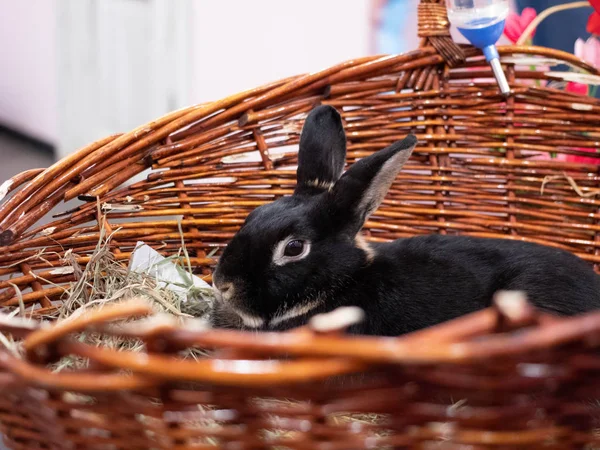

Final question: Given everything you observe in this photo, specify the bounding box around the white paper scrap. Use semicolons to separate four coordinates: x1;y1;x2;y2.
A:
129;241;212;304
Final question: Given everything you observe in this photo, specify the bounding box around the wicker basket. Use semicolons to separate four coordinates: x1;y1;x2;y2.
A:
2;0;600;448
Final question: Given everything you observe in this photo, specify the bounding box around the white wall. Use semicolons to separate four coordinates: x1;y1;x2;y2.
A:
0;0;58;144
0;0;370;152
55;0;192;160
190;0;371;104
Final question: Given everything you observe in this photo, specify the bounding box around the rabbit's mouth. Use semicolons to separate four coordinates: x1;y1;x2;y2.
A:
212;283;266;329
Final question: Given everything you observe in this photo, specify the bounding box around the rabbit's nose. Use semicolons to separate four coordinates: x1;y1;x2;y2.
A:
214;281;234;301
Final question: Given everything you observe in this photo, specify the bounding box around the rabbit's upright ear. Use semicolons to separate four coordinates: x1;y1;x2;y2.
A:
294;105;347;196
330;134;417;236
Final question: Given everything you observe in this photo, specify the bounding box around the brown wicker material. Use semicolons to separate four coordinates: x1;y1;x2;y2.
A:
1;296;600;449
2;0;600;447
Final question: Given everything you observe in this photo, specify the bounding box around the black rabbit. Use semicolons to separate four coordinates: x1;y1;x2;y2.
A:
210;105;600;336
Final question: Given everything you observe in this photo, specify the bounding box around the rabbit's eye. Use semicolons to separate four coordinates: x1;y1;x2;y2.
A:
273;237;311;265
284;240;304;257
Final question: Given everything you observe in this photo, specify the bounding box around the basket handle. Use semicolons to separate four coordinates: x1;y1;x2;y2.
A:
418;0;466;67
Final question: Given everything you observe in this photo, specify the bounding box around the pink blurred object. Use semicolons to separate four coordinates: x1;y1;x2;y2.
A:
566;82;589;95
524;151;567;162
504;7;537;43
575;37;600;68
562;148;600;165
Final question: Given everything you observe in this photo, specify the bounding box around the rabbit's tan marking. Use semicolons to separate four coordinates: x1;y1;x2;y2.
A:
309;306;365;332
270;295;325;327
355;234;375;263
307;178;333;191
233;309;264;328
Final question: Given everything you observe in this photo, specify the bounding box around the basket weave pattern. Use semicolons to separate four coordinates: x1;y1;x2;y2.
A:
2;298;600;449
1;0;600;447
2;45;600;310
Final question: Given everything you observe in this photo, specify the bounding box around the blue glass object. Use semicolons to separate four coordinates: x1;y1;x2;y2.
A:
447;0;511;95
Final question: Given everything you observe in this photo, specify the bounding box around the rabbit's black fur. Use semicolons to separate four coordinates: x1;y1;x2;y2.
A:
210;105;600;336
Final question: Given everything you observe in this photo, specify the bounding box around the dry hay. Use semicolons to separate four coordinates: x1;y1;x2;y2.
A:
53;218;215;321
0;216;216;370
